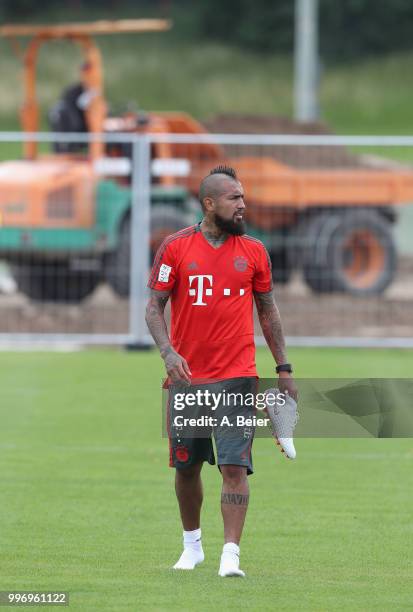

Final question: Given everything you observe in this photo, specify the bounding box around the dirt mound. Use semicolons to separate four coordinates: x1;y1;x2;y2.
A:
203;114;367;169
204;114;332;136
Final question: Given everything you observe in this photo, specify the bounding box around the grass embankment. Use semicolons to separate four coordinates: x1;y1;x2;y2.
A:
1;26;413;136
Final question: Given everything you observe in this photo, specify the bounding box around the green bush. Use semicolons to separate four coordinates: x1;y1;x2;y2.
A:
2;0;413;62
198;0;413;62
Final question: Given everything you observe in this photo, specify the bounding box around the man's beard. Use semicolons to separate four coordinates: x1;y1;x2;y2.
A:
214;212;246;236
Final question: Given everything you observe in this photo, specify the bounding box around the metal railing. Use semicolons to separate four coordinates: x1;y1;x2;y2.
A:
0;131;412;347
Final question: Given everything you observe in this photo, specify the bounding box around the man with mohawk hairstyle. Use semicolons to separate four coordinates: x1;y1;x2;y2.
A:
146;166;296;577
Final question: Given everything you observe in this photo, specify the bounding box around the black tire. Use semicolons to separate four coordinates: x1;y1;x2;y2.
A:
302;212;342;293
302;210;396;296
106;206;189;298
13;261;100;303
270;249;292;284
328;210;396;295
105;215;131;298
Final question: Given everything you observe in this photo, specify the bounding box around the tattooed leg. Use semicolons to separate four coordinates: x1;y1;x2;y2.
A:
220;465;249;545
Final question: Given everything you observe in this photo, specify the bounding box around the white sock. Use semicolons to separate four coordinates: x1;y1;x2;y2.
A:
183;528;202;552
173;528;204;570
223;542;240;556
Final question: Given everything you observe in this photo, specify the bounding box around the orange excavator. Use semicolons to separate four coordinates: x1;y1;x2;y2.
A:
0;19;411;301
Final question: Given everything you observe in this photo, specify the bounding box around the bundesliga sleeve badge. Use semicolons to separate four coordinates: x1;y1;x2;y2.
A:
158;263;172;283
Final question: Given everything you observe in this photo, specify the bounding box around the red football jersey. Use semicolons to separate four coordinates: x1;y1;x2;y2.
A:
148;224;273;381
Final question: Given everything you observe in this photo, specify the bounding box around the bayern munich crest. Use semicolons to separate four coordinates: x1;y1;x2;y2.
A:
233;256;248;272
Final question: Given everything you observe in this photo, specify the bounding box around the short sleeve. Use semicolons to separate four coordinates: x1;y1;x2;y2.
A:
253;244;273;293
147;239;176;292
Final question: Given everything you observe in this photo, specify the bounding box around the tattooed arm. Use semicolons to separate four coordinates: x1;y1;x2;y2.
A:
254;290;288;364
145;290;192;385
254;290;297;399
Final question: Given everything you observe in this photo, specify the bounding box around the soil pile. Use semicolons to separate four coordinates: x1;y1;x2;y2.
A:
203;114;368;169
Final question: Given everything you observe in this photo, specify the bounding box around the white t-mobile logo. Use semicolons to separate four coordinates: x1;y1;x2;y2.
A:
188;275;213;306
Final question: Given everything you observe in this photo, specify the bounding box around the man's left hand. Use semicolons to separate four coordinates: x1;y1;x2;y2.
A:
277;372;298;402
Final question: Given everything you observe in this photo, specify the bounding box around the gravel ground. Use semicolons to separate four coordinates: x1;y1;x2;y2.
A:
0;257;411;339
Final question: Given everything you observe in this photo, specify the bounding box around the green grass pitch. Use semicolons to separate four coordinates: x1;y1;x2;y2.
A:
0;348;412;611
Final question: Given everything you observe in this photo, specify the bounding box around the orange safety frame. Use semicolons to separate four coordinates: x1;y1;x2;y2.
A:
0;20;171;160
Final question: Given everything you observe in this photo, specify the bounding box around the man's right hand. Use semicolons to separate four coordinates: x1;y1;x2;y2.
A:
162;346;192;385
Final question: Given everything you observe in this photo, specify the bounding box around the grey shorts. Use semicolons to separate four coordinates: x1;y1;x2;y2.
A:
166;377;257;475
